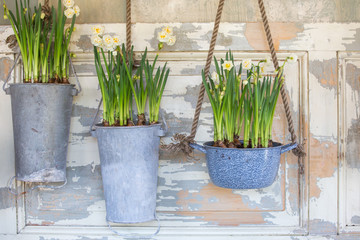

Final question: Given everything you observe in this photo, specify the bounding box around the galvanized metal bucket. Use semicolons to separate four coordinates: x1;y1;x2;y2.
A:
7;84;77;182
190;141;297;189
92;124;166;223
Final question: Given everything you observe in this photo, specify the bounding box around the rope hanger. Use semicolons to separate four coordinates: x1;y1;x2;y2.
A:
161;0;306;170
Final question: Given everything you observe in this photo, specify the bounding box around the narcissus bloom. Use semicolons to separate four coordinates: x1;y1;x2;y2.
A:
167;35;176;46
162;26;173;35
63;0;75;8
91;35;103;47
73;5;80;17
157;31;169;43
92;25;105;36
242;59;252;70
211;71;219;84
102;35;113;47
64;8;75;18
222;61;233;71
113;36;121;46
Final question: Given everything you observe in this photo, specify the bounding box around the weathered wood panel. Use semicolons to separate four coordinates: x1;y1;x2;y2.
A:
339;52;360;233
23;52;306;233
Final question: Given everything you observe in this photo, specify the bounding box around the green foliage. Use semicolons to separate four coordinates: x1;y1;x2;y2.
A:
3;0;78;83
203;51;288;148
93;44;170;126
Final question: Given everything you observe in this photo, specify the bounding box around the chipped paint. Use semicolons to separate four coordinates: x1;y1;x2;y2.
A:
0;56;14;83
245;23;303;51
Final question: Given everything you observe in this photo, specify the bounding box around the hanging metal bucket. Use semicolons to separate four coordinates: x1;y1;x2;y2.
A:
7;84;77;182
92;123;166;223
190;141;297;189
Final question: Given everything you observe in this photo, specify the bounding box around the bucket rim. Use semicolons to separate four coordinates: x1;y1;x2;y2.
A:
94;122;162;130
9;83;76;88
203;141;285;151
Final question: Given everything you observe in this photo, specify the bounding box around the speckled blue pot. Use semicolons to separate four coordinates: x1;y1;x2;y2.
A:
190;141;297;189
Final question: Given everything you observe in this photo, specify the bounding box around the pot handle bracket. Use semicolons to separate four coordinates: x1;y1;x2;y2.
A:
189;143;207;153
281;142;298;154
2;53;21;95
90;98;103;137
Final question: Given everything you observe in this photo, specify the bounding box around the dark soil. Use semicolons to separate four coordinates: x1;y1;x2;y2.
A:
137;114;146;126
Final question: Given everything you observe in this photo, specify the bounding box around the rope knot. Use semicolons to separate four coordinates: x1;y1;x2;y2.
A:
161;133;195;157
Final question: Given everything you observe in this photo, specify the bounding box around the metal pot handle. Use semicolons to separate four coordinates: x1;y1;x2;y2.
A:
157;110;168;137
189;143;207;153
90;98;103;137
69;52;82;96
280;142;298;154
2;53;21;95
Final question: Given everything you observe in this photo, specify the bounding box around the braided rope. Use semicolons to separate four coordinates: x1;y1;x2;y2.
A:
161;0;226;155
189;0;225;140
258;0;306;171
126;0;132;53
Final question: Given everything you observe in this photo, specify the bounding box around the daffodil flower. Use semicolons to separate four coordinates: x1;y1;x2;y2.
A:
259;62;266;74
91;35;103;47
63;0;75;8
222;61;233;71
167;35;176;46
102;35;114;47
64;8;75;18
73;5;80;17
157;31;169;43
243;79;248;85
162;26;173;35
112;51;118;56
242;59;252;70
113;35;121;46
211;71;220;85
92;25;105;36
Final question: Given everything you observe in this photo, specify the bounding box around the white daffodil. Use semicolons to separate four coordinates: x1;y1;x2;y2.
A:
92;25;105;36
211;71;220;85
167;35;176;46
64;8;75;19
287;54;298;63
113;35;121;46
112;51;118;56
63;0;75;8
222;61;233;71
73;5;80;17
162;26;173;35
242;79;249;85
157;31;169;43
91;35;103;47
242;59;252;70
102;35;114;47
259;62;266;73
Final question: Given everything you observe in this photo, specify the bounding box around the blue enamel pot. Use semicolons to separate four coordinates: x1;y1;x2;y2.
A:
190;141;297;189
